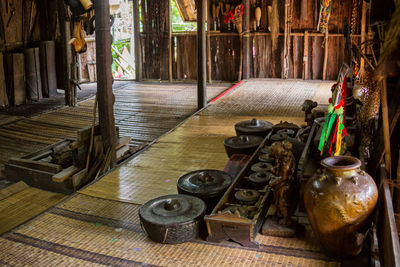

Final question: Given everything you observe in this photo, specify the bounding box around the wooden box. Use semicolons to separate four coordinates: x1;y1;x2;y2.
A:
205;135;273;247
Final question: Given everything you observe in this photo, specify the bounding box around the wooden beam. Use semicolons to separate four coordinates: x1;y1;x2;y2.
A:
94;0;117;167
133;0;142;82
197;0;207;109
242;0;251;79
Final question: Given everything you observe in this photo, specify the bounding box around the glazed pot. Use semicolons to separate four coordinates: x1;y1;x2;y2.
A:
224;135;263;157
304;156;378;257
235;118;273;138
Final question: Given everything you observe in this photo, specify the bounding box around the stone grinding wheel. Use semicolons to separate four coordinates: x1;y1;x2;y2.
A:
139;194;206;244
235;118;273;137
251;162;274;173
177;170;232;213
224;135;264;157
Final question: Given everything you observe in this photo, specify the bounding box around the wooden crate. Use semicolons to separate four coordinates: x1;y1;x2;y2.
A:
5;139;75;194
205;135;273;247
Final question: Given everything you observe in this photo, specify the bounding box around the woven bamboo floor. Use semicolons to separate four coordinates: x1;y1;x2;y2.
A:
0;79;339;266
0;193;338;266
0;82;228;176
203;79;332;116
0;182;65;235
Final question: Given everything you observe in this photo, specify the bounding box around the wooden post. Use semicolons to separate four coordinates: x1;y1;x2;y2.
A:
322;31;329;80
168;0;173;82
197;0;207;109
57;0;73;106
133;0;142;82
242;0;251;79
94;0;117;167
303;30;309;80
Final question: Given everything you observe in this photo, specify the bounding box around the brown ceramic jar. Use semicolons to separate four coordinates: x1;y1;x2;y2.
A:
304;156;378;257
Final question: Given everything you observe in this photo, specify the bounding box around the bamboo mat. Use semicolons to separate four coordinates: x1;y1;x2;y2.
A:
203;79;333;116
0;182;65;235
0;194;339;266
0;83;228;176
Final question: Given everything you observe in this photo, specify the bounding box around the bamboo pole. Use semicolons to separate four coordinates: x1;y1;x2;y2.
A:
303;30;309;80
238;37;243;81
283;0;290;79
359;0;368;80
381;77;392;179
323;31;329;80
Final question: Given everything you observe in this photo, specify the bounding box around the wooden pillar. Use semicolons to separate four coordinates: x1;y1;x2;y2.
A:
168;0;173;82
197;0;207;110
133;0;142;82
206;5;212;84
57;0;73;106
94;0;117;167
242;0;251;79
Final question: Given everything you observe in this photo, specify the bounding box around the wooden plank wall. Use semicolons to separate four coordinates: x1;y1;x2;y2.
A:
140;0;359;82
140;0;170;80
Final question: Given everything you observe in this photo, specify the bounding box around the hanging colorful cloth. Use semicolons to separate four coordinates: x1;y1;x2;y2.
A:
318;65;350;156
317;0;332;33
